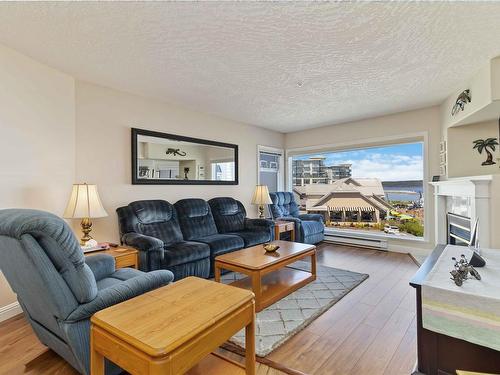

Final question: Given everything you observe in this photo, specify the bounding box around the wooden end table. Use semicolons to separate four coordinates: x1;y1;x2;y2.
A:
214;240;316;312
85;246;139;269
91;277;256;375
274;221;295;241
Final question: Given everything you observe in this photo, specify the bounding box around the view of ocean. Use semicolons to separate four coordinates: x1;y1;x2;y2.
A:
382;180;423;202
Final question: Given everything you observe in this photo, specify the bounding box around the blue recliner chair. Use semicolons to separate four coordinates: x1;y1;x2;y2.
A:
0;209;174;375
269;192;325;244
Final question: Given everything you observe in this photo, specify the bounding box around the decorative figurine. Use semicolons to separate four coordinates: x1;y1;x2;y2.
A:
166;148;187;157
451;89;471;116
450;254;481;287
472;138;499;166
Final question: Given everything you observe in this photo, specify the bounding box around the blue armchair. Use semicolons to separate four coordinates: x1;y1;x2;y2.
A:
269;192;325;244
0;209;174;375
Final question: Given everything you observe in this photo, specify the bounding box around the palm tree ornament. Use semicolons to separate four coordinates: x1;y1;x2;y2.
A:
473;138;499;166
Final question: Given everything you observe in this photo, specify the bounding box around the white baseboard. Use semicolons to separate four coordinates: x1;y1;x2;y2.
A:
0;301;22;322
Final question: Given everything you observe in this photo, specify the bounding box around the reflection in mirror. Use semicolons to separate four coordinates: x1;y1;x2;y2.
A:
132;129;238;185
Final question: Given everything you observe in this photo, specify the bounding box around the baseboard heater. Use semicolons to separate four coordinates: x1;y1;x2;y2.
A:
324;231;389;250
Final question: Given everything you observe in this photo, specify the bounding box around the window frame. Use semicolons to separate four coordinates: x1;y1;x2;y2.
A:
257;145;285;192
285;132;430;244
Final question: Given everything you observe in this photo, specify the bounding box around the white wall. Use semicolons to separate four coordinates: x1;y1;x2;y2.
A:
285;106;442;254
0;44;76;315
74;81;285;242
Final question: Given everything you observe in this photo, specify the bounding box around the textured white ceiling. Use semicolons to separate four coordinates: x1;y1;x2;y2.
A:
1;2;500;133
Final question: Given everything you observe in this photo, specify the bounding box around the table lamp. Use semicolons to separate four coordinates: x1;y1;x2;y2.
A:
63;183;108;245
251;185;272;219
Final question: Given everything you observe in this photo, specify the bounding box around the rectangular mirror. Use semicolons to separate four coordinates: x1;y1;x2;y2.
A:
132;128;238;185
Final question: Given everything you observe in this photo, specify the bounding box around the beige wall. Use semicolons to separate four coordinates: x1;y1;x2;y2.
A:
0;44;76;310
440;62;492;130
74;81;285;243
447;120;500;178
285;106;442;254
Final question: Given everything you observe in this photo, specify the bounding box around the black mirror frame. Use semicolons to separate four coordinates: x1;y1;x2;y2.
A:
131;128;239;185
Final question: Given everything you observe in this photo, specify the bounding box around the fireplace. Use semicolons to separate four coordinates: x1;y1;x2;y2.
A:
447;213;471;246
430;175;492;248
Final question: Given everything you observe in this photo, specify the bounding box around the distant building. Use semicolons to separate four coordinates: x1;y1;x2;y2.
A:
327;164;352;180
293;177;393;223
292;157;351;186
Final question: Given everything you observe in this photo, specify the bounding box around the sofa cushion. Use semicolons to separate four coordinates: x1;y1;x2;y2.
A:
95;267;145;290
269;192;300;219
174;199;218;240
139;221;184;247
163;241;210;267
128;200;184;246
208;197;246;233
194;234;244;256
96;276;123;290
130;200;175;224
230;230;270;247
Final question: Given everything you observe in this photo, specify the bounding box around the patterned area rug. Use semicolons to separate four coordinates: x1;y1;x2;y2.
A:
217;260;368;357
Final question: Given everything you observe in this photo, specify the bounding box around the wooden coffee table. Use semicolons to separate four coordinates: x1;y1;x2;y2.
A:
90;277;256;375
214;240;316;312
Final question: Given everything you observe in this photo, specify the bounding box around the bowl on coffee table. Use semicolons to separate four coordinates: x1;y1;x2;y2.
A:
263;243;280;253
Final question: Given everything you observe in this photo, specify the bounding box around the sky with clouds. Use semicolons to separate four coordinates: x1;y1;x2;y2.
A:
296;142;423;182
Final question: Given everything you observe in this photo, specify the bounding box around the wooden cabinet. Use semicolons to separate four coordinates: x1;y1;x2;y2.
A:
410;245;500;375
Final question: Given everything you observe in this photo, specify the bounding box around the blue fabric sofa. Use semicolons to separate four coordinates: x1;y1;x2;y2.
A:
0;209;174;375
269;192;325;244
117;197;274;279
208;197;274;247
117;200;211;279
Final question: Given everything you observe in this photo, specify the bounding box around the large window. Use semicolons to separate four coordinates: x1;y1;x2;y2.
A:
291;142;424;238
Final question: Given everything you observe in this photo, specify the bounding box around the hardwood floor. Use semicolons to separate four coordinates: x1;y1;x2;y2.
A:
0;243;418;375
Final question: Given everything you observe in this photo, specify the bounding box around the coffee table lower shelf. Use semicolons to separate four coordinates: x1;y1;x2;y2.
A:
230;268;314;311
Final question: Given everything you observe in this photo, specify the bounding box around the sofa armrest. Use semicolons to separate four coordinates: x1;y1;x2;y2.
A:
122;232;164;271
245;218;274;240
66;270;173;322
244;218;274;230
299;213;324;223
84;254;115;282
122;232;164;252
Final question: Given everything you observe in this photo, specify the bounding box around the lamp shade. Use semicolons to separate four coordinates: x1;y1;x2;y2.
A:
63;184;108;219
251;185;272;205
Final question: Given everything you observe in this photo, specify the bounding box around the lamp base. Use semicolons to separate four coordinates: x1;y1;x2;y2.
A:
258;205;265;219
80;217;93;245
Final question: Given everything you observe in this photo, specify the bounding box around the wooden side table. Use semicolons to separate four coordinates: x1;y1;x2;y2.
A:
86;247;139;269
91;277;256;375
274;221;295;242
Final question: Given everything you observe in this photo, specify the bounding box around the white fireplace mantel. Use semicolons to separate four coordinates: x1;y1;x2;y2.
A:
429;175;493;247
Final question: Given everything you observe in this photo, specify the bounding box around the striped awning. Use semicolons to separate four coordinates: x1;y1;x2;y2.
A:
324;196;377;212
327;206;375;212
